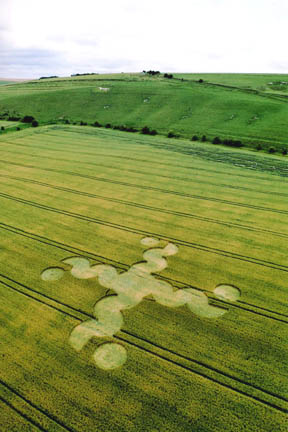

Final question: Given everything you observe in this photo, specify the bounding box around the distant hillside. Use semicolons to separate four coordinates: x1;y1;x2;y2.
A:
0;72;288;151
0;80;18;85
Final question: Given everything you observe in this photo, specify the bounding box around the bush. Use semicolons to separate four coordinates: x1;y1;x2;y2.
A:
145;70;160;76
65;119;70;124
282;148;287;155
141;126;151;135
80;121;87;126
223;139;243;148
191;135;199;141
21;115;35;123
168;130;176;138
268;147;276;154
198;79;204;83
126;126;137;133
31;120;39;127
93;121;102;127
1;126;4;131
256;144;262;151
212;137;221;144
16;127;20;131
201;135;207;142
164;73;173;79
105;123;111;128
150;129;157;136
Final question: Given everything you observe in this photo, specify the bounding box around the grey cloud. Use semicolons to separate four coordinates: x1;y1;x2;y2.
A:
0;47;66;78
0;44;139;78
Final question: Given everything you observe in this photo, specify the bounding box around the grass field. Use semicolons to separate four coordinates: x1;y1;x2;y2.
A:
0;125;287;431
1;73;288;152
0;81;18;86
175;73;288;95
0;120;20;129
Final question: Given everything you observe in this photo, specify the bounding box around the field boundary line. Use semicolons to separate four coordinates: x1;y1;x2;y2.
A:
1;274;287;414
1;173;288;240
1;191;288;275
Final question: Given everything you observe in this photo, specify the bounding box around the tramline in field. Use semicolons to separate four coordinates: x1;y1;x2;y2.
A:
0;125;287;431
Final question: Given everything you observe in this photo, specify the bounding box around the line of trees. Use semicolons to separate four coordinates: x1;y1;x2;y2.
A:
71;73;98;77
143;70;160;76
39;76;59;80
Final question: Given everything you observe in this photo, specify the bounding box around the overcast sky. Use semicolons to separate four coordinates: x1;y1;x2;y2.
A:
0;0;287;78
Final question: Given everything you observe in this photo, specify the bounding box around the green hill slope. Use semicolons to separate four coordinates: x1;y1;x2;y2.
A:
0;73;288;151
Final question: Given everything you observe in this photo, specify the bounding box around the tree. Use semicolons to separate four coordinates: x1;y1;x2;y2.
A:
191;135;199;141
201;135;207;142
212;137;221;144
21;115;35;123
168;130;176;138
282;148;287;155
31;120;39;127
268;147;276;154
141;126;150;135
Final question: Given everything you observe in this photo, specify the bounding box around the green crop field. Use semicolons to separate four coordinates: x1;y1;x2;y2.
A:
0;120;20;129
0;124;287;431
1;73;288;152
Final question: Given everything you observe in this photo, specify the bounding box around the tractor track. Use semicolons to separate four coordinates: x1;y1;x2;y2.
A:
2;132;288;186
0;395;49;432
0;220;286;322
1;191;288;274
0;172;288;240
1;274;287;415
0;380;74;432
2;144;288;199
0;155;287;216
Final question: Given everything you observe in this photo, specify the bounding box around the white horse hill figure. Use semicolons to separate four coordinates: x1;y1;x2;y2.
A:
41;237;241;370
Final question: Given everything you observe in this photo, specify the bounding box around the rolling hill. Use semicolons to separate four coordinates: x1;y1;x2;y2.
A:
0;73;288;152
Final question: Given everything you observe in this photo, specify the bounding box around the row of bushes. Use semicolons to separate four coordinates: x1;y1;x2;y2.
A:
49;117;288;156
0;113;39;127
256;143;287;155
73;119;158;135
